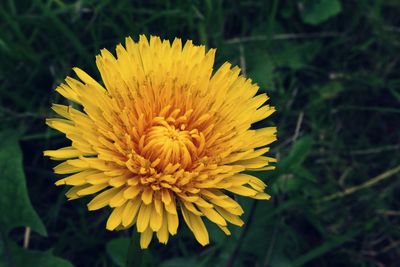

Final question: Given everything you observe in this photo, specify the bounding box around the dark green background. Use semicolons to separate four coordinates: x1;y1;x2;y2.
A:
1;0;399;266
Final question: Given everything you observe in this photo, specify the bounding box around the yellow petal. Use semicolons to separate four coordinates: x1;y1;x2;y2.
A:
194;197;214;208
137;203;152;233
164;199;177;214
181;200;202;216
46;118;76;135
87;187;120;210
109;188;128;207
141;188;153;205
217;225;231;235
106;205;125;230
161;189;172;205
77;184;108;196
181;206;209;246
208;195;239;209
156;211;169;244
122;197;141;227
233;156;271;169
215;207;244;227
248;177;266;191
109;176;127;187
223;173;252;186
252;192;271;200
44;147;82;160
140;227;153;249
154;195;162;213
53;161;85;174
167;211;179;235
67;158;90;168
85;172;110;185
124;186;142;199
55;83;81;104
149;202;163;231
226;186;258;197
65;185;87;200
198;207;227;226
251;106;275;123
51;104;71;119
55;170;98;186
224;206;244;216
73;67;105;92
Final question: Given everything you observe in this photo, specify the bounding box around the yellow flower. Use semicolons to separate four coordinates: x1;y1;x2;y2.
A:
44;35;277;249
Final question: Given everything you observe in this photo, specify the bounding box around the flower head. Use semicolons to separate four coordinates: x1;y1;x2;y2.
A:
45;35;277;248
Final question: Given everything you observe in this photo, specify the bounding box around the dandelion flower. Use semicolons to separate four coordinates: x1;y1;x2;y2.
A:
45;35;277;248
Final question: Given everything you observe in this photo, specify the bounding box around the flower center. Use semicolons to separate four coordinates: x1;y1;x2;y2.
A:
164;125;184;140
141;117;203;170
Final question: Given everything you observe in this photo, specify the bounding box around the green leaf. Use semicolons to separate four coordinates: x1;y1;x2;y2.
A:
0;131;46;236
300;0;342;25
0;241;73;267
106;237;130;267
271;42;321;70
247;54;275;90
246;41;321;90
280;136;314;169
270;136;315;192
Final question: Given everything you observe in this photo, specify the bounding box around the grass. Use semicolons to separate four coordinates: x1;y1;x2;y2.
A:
1;0;400;266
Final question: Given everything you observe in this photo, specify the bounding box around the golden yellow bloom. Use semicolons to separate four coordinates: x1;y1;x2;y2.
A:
45;35;277;248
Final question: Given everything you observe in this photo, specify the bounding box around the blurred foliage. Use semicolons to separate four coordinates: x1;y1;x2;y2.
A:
1;0;400;266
